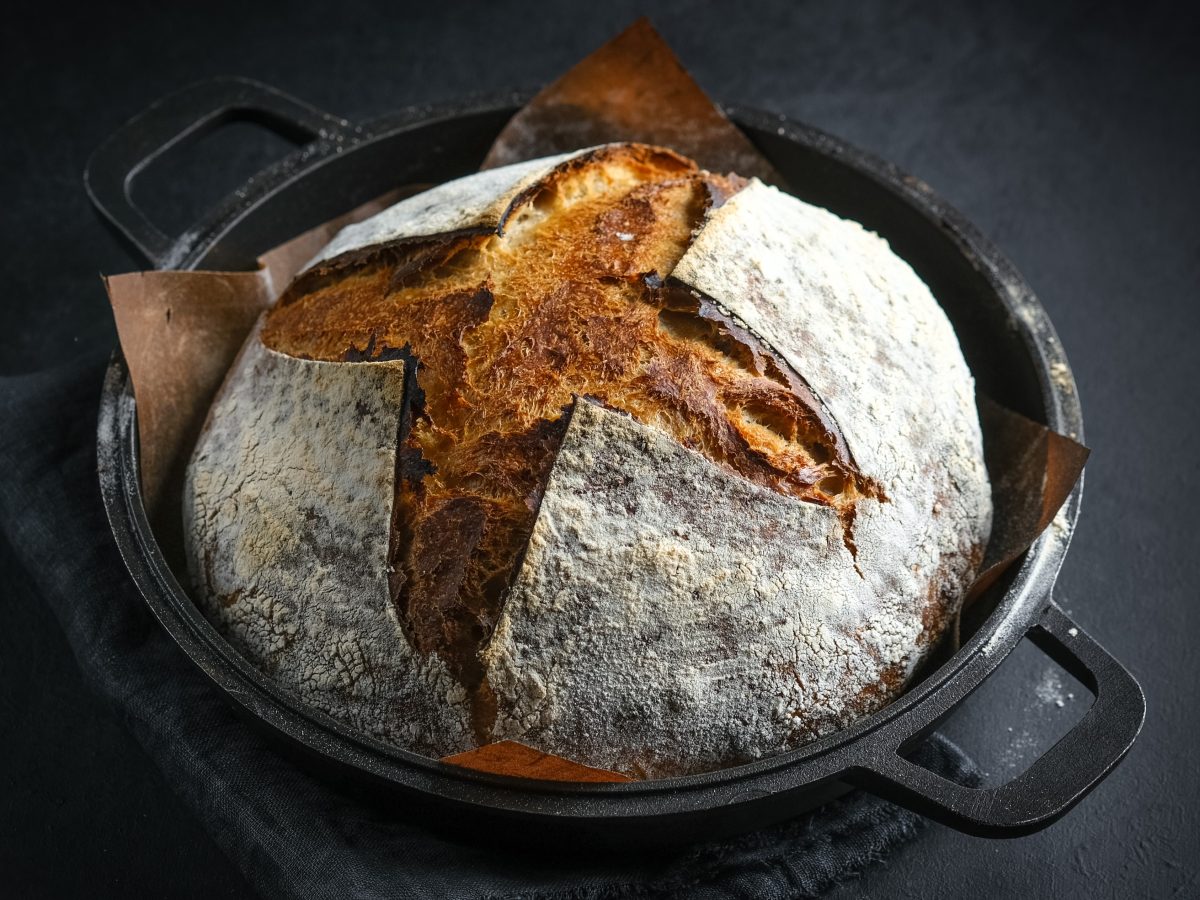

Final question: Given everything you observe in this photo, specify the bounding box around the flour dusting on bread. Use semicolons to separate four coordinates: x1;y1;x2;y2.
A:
184;144;991;774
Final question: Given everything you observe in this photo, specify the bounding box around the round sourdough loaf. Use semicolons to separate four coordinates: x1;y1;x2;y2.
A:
183;143;992;777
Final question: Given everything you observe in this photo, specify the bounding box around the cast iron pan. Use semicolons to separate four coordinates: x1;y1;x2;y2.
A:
88;77;1144;843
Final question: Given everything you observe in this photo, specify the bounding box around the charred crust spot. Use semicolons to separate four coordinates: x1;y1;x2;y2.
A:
260;145;872;731
700;172;750;209
342;333;414;363
395;444;435;489
218;587;243;609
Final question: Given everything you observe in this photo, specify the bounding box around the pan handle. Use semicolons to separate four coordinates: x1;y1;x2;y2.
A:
85;76;354;268
852;600;1144;837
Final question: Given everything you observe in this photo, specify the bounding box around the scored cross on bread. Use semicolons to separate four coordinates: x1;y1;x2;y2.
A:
185;144;990;776
263;145;877;740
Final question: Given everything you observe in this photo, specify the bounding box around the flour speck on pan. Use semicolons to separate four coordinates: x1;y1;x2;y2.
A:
183;144;991;777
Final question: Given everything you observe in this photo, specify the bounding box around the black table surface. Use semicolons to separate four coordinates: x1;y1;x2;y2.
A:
3;1;1198;897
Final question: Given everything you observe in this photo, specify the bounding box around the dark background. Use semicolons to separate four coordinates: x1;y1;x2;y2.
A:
2;1;1198;896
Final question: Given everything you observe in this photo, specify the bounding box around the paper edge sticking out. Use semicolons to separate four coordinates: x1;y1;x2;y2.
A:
441;740;631;783
105;188;417;533
482;17;786;186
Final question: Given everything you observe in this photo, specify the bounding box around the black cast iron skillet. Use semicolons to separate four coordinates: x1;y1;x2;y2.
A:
88;77;1144;842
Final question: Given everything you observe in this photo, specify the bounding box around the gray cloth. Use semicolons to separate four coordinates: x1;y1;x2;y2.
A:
0;353;979;899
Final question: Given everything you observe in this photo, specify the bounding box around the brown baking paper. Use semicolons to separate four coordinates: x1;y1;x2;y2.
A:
106;268;272;540
106;189;415;541
441;741;632;783
104;20;1088;783
483;18;785;186
968;397;1090;603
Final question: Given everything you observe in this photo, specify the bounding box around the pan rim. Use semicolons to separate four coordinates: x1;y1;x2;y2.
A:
96;96;1084;819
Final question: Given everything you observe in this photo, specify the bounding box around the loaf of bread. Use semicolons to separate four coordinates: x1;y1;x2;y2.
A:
184;143;991;777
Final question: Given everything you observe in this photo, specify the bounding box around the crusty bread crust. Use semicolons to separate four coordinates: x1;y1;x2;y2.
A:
185;144;991;773
184;332;472;754
262;145;871;740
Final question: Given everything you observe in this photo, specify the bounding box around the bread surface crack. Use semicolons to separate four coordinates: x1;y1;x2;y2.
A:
260;145;871;737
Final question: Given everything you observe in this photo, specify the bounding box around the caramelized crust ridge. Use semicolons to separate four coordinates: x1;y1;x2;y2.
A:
260;145;870;733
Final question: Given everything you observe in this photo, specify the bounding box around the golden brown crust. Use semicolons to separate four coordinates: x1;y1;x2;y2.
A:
261;145;871;725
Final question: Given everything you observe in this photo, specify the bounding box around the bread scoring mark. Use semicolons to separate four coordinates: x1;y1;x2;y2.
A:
259;145;869;731
183;338;474;755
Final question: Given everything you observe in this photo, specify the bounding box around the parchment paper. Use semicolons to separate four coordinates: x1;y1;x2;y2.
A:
483;18;785;187
106;189;414;535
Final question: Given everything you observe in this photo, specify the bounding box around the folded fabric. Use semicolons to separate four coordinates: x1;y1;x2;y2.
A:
0;353;979;900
